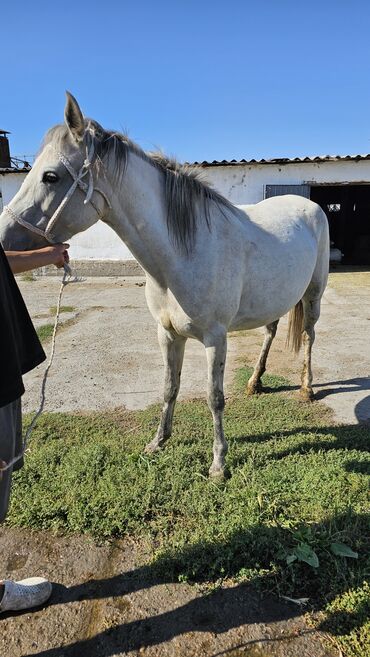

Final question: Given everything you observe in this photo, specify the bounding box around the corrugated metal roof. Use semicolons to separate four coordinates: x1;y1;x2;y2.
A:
2;154;370;171
193;154;370;167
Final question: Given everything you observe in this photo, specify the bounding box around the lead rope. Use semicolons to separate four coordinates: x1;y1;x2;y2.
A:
0;263;72;473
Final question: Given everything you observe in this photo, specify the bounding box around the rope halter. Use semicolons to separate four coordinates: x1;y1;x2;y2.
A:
4;139;111;244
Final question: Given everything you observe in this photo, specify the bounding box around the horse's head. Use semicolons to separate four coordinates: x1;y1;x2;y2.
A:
0;93;111;250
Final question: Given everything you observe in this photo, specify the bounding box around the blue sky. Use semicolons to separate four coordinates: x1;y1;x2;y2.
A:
2;1;370;163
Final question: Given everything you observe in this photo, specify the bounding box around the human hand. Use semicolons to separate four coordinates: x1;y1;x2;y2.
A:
6;244;70;274
41;243;70;269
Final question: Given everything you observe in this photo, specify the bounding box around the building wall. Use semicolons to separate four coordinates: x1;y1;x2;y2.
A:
203;159;370;205
0;171;133;260
0;172;26;208
2;159;370;260
67;221;133;260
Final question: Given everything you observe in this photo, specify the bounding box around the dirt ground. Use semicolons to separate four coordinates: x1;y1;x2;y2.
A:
2;269;369;657
0;527;335;657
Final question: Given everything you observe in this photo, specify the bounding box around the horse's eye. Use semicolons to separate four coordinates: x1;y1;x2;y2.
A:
42;171;59;183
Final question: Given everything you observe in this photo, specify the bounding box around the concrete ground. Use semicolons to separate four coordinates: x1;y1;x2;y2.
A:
19;269;370;425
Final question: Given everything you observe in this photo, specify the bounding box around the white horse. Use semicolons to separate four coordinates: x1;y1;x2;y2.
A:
0;94;329;477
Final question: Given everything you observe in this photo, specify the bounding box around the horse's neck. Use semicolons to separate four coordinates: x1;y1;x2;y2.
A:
105;152;174;283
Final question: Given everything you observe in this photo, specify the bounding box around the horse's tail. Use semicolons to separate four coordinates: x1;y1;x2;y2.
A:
286;300;304;353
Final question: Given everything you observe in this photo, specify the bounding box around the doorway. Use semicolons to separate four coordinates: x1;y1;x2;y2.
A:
310;185;370;264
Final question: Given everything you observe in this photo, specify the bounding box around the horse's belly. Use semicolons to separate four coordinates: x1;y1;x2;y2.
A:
229;305;293;331
229;249;315;330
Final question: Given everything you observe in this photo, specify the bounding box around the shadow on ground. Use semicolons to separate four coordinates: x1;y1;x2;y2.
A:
261;375;370;423
10;504;367;657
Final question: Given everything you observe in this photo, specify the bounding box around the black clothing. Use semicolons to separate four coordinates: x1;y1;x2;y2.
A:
0;245;45;407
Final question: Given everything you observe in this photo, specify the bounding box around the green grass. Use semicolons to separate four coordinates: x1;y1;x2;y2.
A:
19;272;34;282
36;323;54;342
36;307;75;342
49;305;76;315
319;581;370;657
8;366;370;655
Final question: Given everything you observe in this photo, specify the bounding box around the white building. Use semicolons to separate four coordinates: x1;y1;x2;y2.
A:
2;128;370;268
198;154;370;265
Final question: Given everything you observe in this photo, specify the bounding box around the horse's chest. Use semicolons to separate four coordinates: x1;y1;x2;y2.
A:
146;284;199;336
159;309;173;331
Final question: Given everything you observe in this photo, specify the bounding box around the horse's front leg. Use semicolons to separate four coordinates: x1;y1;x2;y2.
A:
205;330;228;479
145;324;186;453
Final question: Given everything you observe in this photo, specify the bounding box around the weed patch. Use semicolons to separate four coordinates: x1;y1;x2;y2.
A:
49;305;76;314
19;272;34;282
36;323;54;342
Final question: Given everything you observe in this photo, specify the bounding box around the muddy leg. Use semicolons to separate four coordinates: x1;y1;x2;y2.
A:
145;325;186;453
300;298;320;401
205;331;228;478
247;320;279;395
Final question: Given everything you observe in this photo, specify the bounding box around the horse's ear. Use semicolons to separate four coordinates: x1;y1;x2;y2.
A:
64;92;85;142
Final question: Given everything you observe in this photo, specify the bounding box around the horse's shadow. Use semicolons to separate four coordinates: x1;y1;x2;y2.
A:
315;376;370;425
268;375;370;396
265;375;370;423
314;375;370;399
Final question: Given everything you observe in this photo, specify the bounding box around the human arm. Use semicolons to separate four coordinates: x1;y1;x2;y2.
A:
5;244;70;274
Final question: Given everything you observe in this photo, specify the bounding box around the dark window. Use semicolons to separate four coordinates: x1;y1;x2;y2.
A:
265;184;310;199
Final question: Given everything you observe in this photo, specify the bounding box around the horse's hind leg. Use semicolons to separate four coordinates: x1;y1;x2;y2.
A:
297;207;329;402
299;289;322;401
246;320;279;395
145;325;186;453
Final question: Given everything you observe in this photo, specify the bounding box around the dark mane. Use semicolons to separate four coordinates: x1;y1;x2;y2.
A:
44;120;236;254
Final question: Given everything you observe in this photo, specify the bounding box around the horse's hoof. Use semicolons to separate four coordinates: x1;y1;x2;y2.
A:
246;380;263;396
299;387;314;402
208;466;225;481
144;441;161;454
